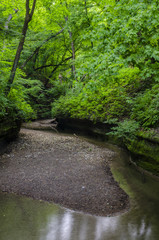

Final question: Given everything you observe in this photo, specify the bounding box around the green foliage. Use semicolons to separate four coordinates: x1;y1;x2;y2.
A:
107;120;140;141
29;82;68;119
52;81;127;121
0;74;41;121
131;84;159;127
52;65;141;122
0;50;42;121
9;89;36;120
51;0;159;139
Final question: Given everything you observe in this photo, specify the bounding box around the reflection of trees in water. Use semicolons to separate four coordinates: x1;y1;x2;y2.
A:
0;193;158;240
44;212;74;240
127;216;151;240
95;213;153;240
42;212;92;240
41;210;156;240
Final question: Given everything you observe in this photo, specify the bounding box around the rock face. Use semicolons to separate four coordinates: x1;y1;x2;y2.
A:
0;119;21;154
57;118;112;140
125;132;159;176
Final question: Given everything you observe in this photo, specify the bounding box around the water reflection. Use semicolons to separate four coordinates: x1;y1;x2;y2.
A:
127;218;151;240
44;214;60;240
44;212;74;240
40;208;158;240
0;190;159;240
94;217;119;240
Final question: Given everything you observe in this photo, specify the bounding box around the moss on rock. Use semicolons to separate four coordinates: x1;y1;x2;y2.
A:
0;119;20;140
125;137;159;176
0;118;21;154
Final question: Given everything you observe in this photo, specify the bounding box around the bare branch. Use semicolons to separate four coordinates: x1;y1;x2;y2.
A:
26;0;30;16
21;28;64;69
5;14;12;30
30;0;37;19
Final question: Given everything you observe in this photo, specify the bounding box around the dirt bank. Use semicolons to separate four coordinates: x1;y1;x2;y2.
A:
0;129;129;216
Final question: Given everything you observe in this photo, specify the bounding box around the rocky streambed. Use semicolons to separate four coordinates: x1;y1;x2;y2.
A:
0;128;129;216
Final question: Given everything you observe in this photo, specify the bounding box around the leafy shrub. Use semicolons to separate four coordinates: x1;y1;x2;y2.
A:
52;80;131;122
107;119;140;141
131;84;159;127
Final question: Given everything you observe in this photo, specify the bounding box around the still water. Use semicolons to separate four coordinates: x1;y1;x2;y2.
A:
0;138;159;240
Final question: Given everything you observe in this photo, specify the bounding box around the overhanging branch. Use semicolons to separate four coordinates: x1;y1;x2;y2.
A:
21;28;64;69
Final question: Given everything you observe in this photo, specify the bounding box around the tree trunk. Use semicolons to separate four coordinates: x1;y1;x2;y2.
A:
5;0;36;96
68;30;76;77
65;16;76;78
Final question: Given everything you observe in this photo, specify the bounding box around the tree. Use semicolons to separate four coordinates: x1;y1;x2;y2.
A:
5;0;36;96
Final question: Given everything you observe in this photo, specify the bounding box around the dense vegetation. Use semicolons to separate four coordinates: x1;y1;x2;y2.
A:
1;0;159;173
51;0;159;129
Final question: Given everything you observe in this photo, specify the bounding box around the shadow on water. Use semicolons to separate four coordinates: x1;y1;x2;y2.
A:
0;130;159;240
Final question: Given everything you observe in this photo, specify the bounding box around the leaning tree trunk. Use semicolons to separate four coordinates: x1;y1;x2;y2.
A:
5;0;36;96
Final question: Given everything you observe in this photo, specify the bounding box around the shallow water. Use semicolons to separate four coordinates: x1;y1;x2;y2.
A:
0;135;159;240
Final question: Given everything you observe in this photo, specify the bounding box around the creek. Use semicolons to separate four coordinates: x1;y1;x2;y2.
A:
0;132;159;240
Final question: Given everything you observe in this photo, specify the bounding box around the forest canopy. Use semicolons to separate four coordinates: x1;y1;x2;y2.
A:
0;0;159;138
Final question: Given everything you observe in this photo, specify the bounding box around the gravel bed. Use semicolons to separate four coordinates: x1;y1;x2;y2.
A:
0;129;129;216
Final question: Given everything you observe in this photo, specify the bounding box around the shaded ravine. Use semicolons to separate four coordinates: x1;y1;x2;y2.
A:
0;129;129;216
